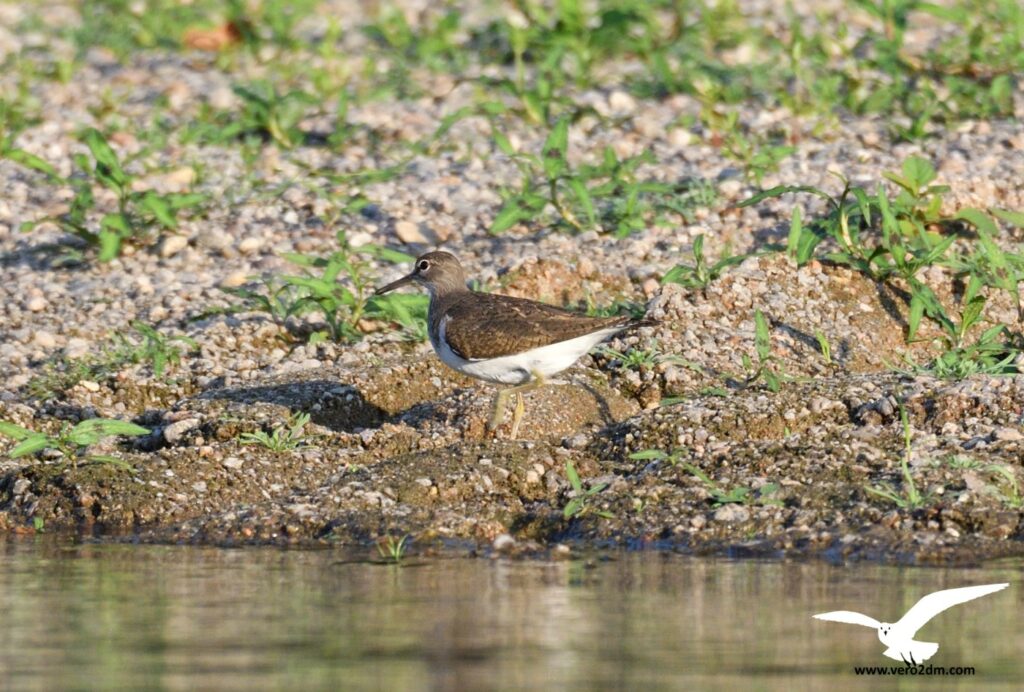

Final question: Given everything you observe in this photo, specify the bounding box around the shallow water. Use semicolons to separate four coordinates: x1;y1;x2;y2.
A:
0;539;1020;690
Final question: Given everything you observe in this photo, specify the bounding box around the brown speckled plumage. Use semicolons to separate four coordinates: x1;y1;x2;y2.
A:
432;291;637;359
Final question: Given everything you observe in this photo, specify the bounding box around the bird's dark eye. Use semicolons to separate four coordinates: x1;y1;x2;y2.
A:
417;260;429;271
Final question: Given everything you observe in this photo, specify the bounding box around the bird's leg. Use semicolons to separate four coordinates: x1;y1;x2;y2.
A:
489;388;510;432
507;371;545;439
491;371;546;438
509;392;525;439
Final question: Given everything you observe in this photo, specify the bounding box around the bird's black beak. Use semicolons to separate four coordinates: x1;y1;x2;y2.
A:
374;272;417;295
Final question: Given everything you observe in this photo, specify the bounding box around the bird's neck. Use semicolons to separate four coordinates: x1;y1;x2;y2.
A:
427;284;470;341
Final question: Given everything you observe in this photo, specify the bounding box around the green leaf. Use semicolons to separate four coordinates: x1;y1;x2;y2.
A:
786;206;803;260
522;92;544;124
281;252;320;268
955;208;999;236
991;209;1024;228
565;460;582;493
490;200;528;234
849;186;873;229
493;131;516;157
0;421;35;440
100;212;131;235
908;280;955;336
692;234;704;261
4;148;60;179
876;184;898;247
754;310;771;361
139;191;177;229
628;449;667;461
963;274;985;306
81;128;127;188
566;178;596;227
960;295;986;333
907;293;925;342
356;245;415;264
10;435;50;458
660;265;689;286
736;185;836;209
71;418;149;442
431;105;475;141
902;156;936;189
86;454;134;470
563;497;584;519
165;192;205;211
541;118;569;179
97;229;123;262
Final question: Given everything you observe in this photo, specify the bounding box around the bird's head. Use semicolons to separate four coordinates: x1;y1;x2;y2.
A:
374;251;466;296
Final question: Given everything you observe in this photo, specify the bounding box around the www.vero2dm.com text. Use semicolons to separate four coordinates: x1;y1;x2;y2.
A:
854;664;976;676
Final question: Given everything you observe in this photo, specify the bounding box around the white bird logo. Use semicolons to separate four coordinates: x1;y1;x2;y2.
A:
813;583;1008;665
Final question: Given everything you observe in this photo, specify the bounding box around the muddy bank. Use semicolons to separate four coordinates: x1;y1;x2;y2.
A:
2;335;1023;564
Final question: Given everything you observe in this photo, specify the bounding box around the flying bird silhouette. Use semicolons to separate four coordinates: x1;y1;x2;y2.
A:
813;583;1009;665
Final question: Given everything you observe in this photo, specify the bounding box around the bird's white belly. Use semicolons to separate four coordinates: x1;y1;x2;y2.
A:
431;321;623;385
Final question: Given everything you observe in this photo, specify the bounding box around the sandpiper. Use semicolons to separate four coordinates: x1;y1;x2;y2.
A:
375;251;653;438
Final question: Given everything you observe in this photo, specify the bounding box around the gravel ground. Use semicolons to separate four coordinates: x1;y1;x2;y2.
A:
1;1;1023;564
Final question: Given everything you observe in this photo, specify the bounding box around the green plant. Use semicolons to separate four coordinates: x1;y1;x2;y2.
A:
629;448;687;467
903;297;1018;379
737;310;784;392
467;0;659;121
27;356;107;400
814;329;833;365
363;7;465;75
563;460;613;519
225;81;318;148
581;297;648;320
116;322;197;377
983;464;1023;509
941;455;982;470
184;81;316;149
947;209;1024;321
32;516;45;533
865;405;927;508
221;274;307;327
661;234;756;290
228;233;422;344
490;118;701;237
376;533;410;564
25;323;195;398
681;461;782;507
705;109;795;185
741;158;958;280
279;239;409;343
12;127;204;261
741;157;1023;378
598;340;683;372
0;418;149;469
239;412;313;452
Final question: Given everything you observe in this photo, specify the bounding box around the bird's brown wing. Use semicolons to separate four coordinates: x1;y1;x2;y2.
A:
442;293;634;360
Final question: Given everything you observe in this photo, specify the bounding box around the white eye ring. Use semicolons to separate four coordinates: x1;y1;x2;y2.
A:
417;260;429;271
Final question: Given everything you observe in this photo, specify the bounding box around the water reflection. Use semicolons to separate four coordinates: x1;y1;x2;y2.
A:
0;538;1020;690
